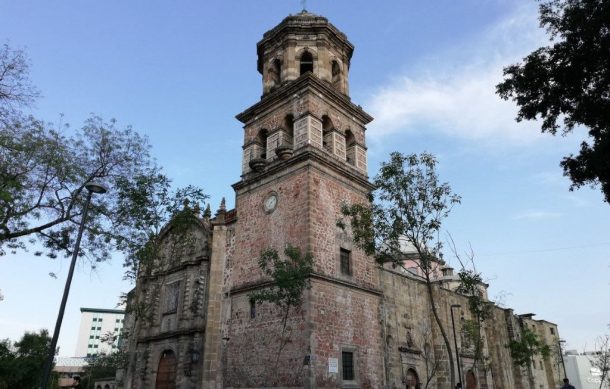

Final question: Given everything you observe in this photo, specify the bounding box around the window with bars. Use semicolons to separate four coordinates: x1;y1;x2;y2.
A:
340;248;351;276
342;351;354;381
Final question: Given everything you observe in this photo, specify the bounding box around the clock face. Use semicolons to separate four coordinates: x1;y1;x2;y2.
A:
263;193;278;213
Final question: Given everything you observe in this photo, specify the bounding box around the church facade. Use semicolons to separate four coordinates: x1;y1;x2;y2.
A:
120;12;564;389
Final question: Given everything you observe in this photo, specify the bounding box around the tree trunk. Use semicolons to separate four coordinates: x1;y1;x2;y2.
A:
425;277;456;388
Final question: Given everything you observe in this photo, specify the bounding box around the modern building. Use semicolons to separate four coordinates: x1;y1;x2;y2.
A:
120;11;564;389
564;351;607;389
75;307;125;357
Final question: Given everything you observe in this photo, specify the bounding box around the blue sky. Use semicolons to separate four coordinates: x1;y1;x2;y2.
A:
1;0;608;356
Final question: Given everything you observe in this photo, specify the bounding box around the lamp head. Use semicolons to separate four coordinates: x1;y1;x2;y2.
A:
85;182;107;194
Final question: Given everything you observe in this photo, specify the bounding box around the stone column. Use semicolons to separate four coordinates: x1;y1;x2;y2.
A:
201;223;227;389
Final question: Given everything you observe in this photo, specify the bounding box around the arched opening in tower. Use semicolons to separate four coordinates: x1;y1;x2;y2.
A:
284;114;294;148
332;60;342;90
322;115;334;154
270;58;281;88
345;129;356;166
257;129;268;159
300;51;314;75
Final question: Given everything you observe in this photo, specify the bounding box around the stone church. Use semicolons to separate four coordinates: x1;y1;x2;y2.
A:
120;11;564;389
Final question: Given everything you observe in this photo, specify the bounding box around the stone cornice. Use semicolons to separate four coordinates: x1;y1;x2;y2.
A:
235;73;373;126
140;258;208;282
138;327;205;343
229;271;382;297
232;145;374;192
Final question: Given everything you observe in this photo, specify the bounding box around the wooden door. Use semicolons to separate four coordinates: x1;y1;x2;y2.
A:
466;370;477;389
156;350;177;389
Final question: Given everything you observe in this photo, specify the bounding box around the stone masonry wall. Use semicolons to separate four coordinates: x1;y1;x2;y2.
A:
309;279;383;388
381;269;562;389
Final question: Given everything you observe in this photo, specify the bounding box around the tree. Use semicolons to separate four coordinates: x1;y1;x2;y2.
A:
248;245;313;383
0;330;53;389
496;0;610;203
340;152;461;388
80;350;127;389
0;43;39;122
588;332;610;389
450;240;493;372
508;327;551;388
0;43;207;266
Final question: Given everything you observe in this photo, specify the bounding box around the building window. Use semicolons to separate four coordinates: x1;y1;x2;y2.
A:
90;326;95;330
163;282;180;314
342;351;355;381
92;318;97;322
550;327;555;335
340;248;351;276
250;299;256;319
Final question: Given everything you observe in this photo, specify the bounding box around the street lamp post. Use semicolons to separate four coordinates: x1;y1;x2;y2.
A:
40;183;107;389
450;304;463;387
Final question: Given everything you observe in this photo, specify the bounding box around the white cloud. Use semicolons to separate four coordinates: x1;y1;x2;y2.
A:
512;210;562;221
366;4;549;145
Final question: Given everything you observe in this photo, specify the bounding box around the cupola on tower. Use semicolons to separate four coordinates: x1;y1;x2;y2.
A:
238;11;372;179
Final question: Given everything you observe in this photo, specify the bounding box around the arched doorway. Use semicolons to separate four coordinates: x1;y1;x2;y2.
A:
156;350;177;389
466;370;477;389
405;368;419;389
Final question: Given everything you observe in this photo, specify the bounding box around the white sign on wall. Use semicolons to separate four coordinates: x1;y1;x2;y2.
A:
328;357;338;373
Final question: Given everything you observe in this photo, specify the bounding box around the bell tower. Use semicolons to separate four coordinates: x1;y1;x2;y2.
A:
226;11;383;388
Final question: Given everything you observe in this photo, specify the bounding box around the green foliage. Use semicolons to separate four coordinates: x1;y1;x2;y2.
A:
249;245;313;311
455;267;492;369
340;152;461;270
248;245;313;378
80;351;127;388
0;43;207;271
340;151;461;387
0;329;53;389
456;269;492;321
496;0;610;203
114;177;207;281
508;327;551;367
